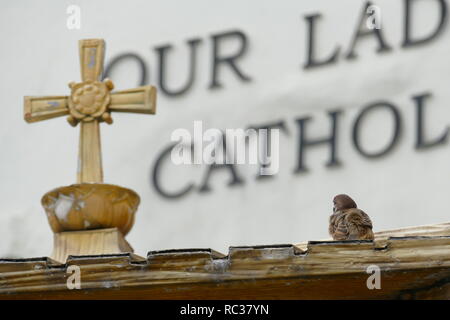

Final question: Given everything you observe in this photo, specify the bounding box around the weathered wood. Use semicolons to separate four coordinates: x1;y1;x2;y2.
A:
24;96;69;123
77;121;103;183
2;235;450;299
78;39;104;82
23;38;157;184
41;184;140;235
51;228;136;263
23;38;157;237
110;86;157;114
295;221;450;250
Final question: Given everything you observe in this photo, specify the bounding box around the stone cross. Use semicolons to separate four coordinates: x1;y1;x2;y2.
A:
24;39;157;183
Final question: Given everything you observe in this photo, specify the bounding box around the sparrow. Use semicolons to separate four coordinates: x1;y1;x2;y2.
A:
329;194;374;241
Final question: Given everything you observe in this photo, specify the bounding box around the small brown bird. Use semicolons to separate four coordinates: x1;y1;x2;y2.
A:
329;194;374;241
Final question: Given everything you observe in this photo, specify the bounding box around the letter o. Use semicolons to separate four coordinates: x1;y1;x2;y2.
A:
152;143;194;199
352;102;402;158
104;53;148;86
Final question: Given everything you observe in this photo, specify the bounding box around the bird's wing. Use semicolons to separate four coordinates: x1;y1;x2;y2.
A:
349;209;373;228
330;213;350;240
344;209;373;239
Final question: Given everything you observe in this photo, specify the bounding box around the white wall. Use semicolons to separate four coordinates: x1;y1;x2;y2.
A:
0;0;449;258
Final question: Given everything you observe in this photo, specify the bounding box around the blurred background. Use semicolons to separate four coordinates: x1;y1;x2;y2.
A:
0;0;449;258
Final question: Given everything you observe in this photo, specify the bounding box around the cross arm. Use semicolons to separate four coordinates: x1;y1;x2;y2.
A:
109;85;157;115
24;96;69;123
79;39;105;82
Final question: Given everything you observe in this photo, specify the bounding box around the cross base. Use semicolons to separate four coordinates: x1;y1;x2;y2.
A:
41;183;140;235
51;228;133;263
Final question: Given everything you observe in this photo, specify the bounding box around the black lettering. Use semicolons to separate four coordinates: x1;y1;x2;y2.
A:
414;92;449;149
304;14;340;69
152;143;194;199
209;30;252;89
346;1;392;59
295;110;342;172
155;38;202;96
403;0;448;47
352;102;402;158
104;53;147;86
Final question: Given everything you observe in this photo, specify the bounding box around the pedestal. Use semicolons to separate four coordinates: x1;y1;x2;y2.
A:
51;228;133;263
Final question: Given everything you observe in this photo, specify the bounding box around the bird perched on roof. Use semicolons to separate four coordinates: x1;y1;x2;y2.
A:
329;194;374;241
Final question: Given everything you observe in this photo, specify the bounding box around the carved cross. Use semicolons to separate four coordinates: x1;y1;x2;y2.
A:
24;39;157;183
